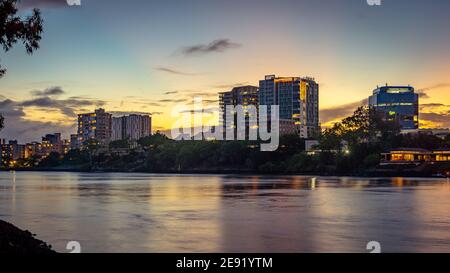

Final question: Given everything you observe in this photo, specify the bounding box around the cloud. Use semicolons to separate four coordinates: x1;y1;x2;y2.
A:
18;96;105;116
124;99;162;107
155;66;199;76
0;99;25;118
157;98;187;103
181;39;241;56
420;112;450;126
164;90;217;98
31;86;65;97
416;83;450;99
201;99;219;104
179;107;219;114
418;83;450;92
417;91;430;99
419;103;450;128
320;99;368;126
109;111;153;117
164;91;179;95
184;91;218;98
135;91;218;109
213;83;250;89
0;98;74;143
420;103;450;113
142;102;163;107
420;103;446;109
0;88;107;142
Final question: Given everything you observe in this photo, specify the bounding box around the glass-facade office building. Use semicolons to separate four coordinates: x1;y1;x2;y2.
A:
368;86;419;130
259;75;320;138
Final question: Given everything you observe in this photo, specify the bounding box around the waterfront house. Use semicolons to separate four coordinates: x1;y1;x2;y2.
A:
381;148;450;165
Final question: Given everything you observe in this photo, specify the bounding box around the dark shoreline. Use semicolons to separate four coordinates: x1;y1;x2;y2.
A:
1;168;448;179
0;220;56;254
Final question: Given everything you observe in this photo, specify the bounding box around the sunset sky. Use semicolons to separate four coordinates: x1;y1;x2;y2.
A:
1;0;450;142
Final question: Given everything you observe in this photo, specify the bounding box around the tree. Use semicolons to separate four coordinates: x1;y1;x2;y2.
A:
109;138;130;149
39;152;61;167
138;132;171;148
320;106;401;150
62;149;90;165
1;0;43;78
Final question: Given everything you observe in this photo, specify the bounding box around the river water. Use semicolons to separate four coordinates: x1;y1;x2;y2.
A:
1;171;450;253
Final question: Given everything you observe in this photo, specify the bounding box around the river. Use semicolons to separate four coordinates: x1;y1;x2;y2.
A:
1;171;450;253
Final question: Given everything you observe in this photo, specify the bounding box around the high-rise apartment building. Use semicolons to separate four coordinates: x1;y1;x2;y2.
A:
368;85;419;130
111;117;123;141
259;75;320;138
219;86;259;139
111;114;152;141
77;108;112;144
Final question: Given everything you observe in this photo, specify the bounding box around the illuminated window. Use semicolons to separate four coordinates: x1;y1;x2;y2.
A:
392;153;414;161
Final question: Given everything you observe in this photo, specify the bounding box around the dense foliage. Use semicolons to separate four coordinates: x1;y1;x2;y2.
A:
0;0;43;77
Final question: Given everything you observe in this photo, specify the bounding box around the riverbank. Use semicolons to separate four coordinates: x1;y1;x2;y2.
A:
1;167;448;178
3;131;449;178
0;220;56;254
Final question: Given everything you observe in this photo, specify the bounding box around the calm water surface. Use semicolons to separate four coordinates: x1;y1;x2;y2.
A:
1;171;450;253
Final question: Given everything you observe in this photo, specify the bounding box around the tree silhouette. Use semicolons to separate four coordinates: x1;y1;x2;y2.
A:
0;114;3;131
0;0;43;78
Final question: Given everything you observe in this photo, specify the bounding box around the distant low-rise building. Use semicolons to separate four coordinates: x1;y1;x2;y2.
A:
1;140;25;167
42;133;66;155
70;134;81;150
0;133;71;167
25;142;44;159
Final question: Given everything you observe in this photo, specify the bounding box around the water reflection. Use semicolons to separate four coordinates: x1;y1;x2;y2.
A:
1;172;450;252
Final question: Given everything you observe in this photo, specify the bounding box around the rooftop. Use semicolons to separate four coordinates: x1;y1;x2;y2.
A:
373;85;415;95
389;148;431;153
